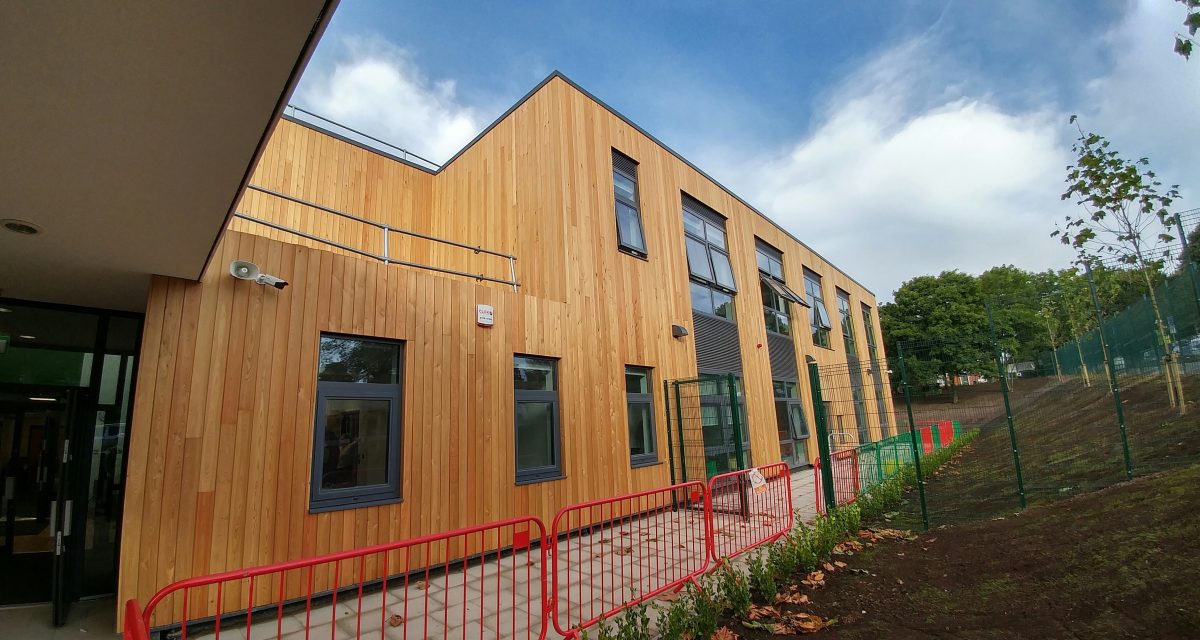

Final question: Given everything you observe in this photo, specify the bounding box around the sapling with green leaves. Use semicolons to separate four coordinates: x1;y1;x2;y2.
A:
1054;116;1184;413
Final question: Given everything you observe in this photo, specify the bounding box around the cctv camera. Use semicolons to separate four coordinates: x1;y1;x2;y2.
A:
256;274;289;290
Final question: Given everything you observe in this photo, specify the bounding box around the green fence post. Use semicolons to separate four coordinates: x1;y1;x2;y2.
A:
896;344;930;530
673;380;687;483
727;373;746;471
987;299;1027;510
1175;214;1200;323
806;357;837;512
664;379;676;486
1084;261;1134;480
875;443;883;486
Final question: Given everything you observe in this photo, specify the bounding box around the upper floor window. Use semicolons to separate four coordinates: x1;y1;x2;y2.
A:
514;355;562;484
682;196;736;293
861;304;879;361
684;196;737;321
804;270;832;349
311;334;404;512
612;150;647;257
838;289;857;355
625;366;658;467
756;241;806;337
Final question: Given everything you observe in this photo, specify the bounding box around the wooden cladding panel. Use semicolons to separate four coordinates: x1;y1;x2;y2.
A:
120;77;892;624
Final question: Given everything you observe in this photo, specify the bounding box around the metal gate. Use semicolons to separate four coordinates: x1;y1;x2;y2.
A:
663;374;750;484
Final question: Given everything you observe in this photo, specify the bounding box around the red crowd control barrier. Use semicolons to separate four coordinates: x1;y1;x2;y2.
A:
938;420;954;447
136;516;548;640
549;482;709;639
814;449;860;514
124;600;150;640
707;463;793;563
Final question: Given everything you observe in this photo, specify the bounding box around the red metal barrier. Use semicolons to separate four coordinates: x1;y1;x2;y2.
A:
707;463;793;563
814;449;860;514
938;420;954;447
549;481;709;638
124;600;150;640
136;516;548;640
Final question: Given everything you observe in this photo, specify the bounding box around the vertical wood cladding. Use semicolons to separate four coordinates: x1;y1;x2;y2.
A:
119;75;893;626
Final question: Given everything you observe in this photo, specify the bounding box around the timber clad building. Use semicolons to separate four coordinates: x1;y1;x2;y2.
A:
0;4;890;630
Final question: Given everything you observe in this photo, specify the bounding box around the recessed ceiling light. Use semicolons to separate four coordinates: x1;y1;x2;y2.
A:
1;219;41;235
18;334;35;339
29;397;57;402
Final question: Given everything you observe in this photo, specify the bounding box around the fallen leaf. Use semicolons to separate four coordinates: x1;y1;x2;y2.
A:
615;546;634;556
713;627;739;640
387;614;405;627
822;562;836;572
926;537;937;543
775;592;810;605
833;561;847;569
748;605;779;620
415;580;427;590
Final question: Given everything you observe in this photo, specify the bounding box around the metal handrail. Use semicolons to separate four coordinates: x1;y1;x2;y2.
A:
283;105;442;170
235;185;519;290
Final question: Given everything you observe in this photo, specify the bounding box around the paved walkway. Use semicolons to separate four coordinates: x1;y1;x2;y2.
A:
1;469;820;640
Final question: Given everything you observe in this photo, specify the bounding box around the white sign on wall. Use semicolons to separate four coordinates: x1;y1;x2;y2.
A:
476;304;494;327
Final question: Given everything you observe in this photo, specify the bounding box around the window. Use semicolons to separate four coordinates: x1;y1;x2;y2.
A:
773;380;809;440
612;150;647;257
861;304;878;361
514;356;562;483
625;366;657;466
311;334;403;512
852;386;871;443
838;290;857;355
756;242;807;336
804;270;832;348
684;196;737;320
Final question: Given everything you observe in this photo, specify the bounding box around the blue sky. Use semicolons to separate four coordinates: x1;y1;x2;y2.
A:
293;1;1199;300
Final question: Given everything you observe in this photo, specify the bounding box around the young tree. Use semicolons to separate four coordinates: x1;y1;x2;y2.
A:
1054;117;1184;412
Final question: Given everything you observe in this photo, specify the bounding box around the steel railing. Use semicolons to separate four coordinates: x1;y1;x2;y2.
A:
235;184;520;291
283;105;442;171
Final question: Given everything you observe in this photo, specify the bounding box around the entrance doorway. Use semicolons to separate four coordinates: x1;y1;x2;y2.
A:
0;299;141;626
0;388;74;604
665;374;752;483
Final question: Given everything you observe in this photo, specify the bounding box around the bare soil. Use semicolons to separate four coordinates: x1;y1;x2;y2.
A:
726;462;1200;639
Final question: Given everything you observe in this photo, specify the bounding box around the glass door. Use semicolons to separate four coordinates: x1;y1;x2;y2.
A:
0;387;71;606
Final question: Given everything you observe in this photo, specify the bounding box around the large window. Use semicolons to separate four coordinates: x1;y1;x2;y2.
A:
773;380;809;468
861;304;878;361
838;289;857;355
804;270;832;348
311;334;404;512
612;150;647;257
684;196;737;320
625;366;658;467
514;356;562;484
756;242;806;336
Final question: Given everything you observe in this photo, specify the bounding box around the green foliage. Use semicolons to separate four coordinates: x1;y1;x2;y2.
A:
653;592;694;640
613;598;651;640
856;430;980;523
689;582;722;640
746;551;778;602
1176;0;1199;59
714;563;751;618
767;533;798;580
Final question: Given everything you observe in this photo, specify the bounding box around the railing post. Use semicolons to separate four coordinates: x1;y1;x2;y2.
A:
664;379;676;487
987;299;1028;510
806;357;837;512
673;381;687;483
896;344;930;530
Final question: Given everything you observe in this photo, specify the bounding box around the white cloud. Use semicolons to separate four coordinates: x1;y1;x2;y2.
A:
296;36;483;163
702;38;1077;301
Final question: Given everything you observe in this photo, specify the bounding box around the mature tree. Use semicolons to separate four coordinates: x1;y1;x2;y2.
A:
1054;117;1184;412
977;265;1060;364
1176;0;1199;59
881;270;990;402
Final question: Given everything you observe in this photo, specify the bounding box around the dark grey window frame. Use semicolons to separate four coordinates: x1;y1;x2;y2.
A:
514;355;564;485
861;303;879;361
310;337;405;513
837;289;857;355
683;195;738;322
804;270;833;349
773;380;810;441
625;366;658;467
612;149;648;258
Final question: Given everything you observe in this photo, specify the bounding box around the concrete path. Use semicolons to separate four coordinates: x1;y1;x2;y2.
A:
0;469;820;640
